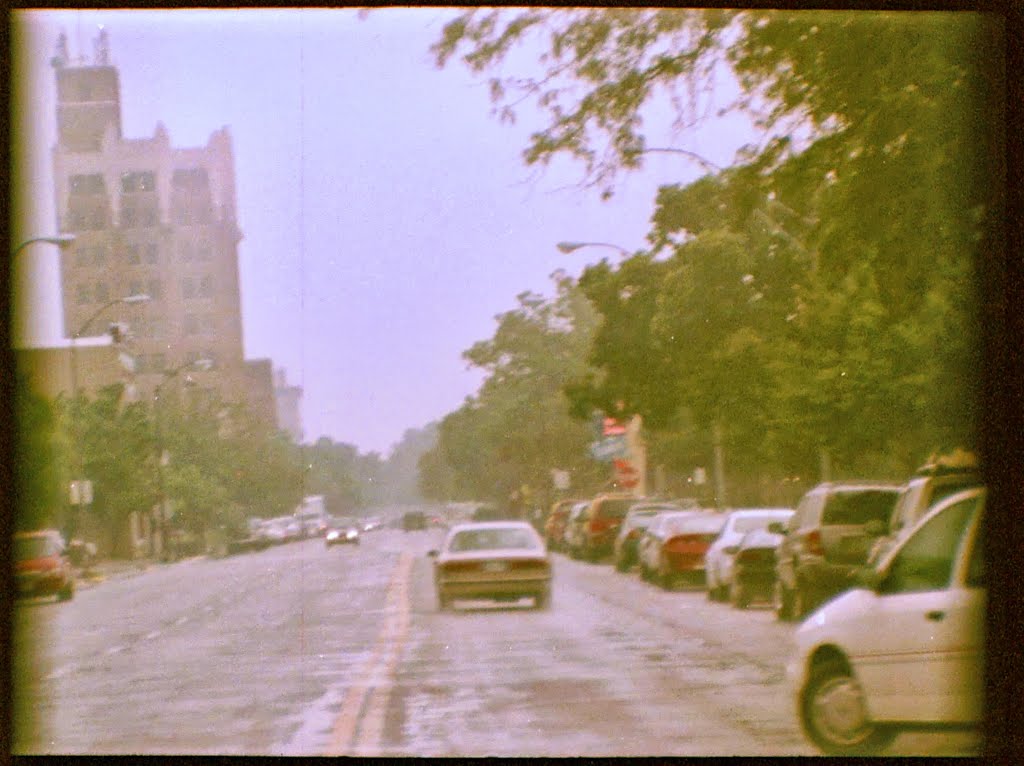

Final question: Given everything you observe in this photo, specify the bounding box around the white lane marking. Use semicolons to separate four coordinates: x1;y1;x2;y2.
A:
105;645;126;655
145;630;161;640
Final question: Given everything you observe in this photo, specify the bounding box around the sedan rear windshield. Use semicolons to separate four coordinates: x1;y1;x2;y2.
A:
597;499;637;518
448;528;540;552
16;537;56;560
733;514;790;534
823;490;899;525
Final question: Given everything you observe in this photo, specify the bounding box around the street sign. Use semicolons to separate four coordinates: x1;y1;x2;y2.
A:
602;417;627;436
551;469;571;491
693;467;707;485
590;435;627;462
69;479;93;506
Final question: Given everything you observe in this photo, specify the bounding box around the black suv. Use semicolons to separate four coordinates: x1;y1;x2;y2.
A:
772;481;901;621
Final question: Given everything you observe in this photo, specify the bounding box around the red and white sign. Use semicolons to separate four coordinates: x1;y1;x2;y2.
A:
603;418;626;436
613;458;639;488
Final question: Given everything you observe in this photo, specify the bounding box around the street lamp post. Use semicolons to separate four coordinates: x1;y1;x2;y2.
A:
67;293;150;544
152;358;213;561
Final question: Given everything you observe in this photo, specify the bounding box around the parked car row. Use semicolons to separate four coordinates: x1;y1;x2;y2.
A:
542;453;984;755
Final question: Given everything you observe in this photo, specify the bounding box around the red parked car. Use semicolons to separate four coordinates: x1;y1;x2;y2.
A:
638;512;726;589
15;530;75;602
578;493;644;561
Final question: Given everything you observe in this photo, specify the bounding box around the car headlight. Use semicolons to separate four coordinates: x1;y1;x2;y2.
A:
326;531;340;541
345;530;357;539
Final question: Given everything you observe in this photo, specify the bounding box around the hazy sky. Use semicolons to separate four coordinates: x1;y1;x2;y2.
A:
18;9;757;455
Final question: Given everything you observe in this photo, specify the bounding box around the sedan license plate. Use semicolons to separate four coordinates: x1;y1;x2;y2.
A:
483;561;508;572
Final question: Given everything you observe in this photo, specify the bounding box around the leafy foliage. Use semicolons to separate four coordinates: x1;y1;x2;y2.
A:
419;272;607;503
432;10;997;493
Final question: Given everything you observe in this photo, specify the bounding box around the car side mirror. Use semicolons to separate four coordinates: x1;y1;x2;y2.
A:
767;522;784;535
427;549;439;558
864;520;887;537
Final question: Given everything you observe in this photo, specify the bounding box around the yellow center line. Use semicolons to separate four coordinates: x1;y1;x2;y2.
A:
325;552;413;755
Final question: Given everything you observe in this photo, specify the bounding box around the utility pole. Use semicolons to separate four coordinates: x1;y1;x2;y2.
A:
713;421;727;510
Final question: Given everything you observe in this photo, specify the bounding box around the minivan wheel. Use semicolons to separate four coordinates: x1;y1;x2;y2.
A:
801;659;897;755
729;580;749;609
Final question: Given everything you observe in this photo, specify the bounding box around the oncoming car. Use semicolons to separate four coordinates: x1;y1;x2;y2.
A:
325;518;361;547
429;521;551;611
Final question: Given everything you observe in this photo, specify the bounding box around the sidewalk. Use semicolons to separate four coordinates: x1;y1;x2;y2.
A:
76;553;207;586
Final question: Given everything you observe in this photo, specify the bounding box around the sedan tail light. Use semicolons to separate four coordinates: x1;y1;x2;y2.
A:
804;530;824;557
663;535;712;555
509;559;550;572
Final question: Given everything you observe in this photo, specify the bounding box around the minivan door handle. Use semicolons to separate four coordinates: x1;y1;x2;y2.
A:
925;610;946;622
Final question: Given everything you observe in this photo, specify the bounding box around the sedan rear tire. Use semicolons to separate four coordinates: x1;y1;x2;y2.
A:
774;580;794;621
535;588;551;610
730;580;749;610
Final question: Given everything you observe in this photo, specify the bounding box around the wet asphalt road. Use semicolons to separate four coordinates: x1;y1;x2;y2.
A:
12;517;981;756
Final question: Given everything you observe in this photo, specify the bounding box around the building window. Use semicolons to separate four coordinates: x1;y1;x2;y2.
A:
184;314;200;335
76;284;91;304
94;282;109;303
147;279;163;300
142;209;158;227
93;246;107;266
151;353;166;374
76;247;91;267
201;315;217;335
121;171;156;194
129;279;144;297
69;174;105;195
145;243;158;264
175;207;191;226
126;244;141;264
198;275;214;298
197;245;212;261
92;209;107;230
172;168;209;190
182;277;195;300
179;242;192;262
121;208;135;228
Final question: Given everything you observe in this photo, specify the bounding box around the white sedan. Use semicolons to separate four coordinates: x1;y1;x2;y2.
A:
787;487;985;755
429;521;552;611
704;508;794;601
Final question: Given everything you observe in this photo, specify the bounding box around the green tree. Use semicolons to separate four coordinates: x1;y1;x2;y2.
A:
14;375;63;532
71;384;156;557
421;271;607;503
434;10;997;485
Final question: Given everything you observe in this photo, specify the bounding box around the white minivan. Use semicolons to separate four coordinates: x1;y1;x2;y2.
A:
786;487;985;755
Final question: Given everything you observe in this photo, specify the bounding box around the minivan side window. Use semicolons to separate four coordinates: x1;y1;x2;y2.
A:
878;495;980;595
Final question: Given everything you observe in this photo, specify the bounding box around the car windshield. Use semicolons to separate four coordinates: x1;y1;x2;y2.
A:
823;490;900;525
16;537;55;560
448;528;540;552
732;513;790;534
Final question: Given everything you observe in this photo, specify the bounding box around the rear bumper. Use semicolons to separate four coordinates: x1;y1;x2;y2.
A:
17;572;71;597
438;576;550;600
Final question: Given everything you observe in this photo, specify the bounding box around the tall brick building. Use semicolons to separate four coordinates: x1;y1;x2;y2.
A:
50;29;271;415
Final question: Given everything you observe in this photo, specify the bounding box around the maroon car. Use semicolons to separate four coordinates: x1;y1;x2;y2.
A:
15;530;75;602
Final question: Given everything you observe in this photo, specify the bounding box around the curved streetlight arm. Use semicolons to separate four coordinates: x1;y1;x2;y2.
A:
12;234;76;258
557;241;632;257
